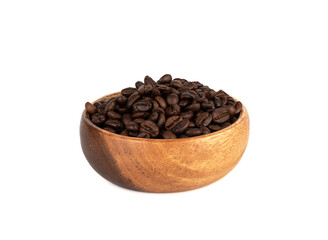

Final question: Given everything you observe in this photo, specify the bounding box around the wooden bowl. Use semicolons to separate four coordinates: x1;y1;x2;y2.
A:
80;93;250;193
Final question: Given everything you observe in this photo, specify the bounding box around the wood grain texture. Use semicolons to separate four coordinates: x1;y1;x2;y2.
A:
80;93;250;193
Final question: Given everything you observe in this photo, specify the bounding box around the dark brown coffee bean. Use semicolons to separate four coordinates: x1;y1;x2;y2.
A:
157;85;171;95
180;111;194;120
128;131;139;137
192;81;203;88
201;101;215;112
133;118;145;124
189;121;195;128
172;118;189;134
152;100;160;110
214;96;222;108
121;87;137;97
137;132;150;138
161;130;177;139
105;119;123;129
180;92;194;101
126;122;139;132
135;81;144;89
151;88;161;97
144;75;156;86
140;120;159;137
107;110;122;120
184;103;200;112
158;74;172;84
149;111;159;122
212;108;230;124
166;104;180;116
225;105;236;116
216;90;228;96
102;99;116;113
170;80;183;88
165;116;183;130
116;96;127;106
104;127;116;133
195;112;212;127
235;101;242;114
85;102;97;114
209;124;222;131
120;129;129;136
157;113;165;128
116;107;128;114
231;116;238;123
131;111;149;119
220;95;228;106
91;113;106;125
122;113;132;126
205;90;216;99
201;126;211;135
195;92;207;103
221;122;231;128
133;100;152;112
166;93;179;105
183;82;198;90
179;100;190;108
155;96;167;109
126;93;141;109
170;88;180;95
185;128;202;137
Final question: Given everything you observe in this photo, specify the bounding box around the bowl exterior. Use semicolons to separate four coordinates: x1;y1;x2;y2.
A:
80;102;249;193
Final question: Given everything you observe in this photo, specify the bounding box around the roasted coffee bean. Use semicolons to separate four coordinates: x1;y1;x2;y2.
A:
180;111;194;120
85;102;97;114
133;100;152;112
157;113;166;128
121;87;137;97
161;130;177;139
105;119;123;129
104;127;116;133
166;93;179;105
87;74;243;138
166;104;180;116
122;113;132;126
126;93;141;109
209;124;222;131
235;101;242;114
144;75;156;86
195;112;212;127
184;103;200;112
107;110;122;120
116;96;127;106
91;113;106;125
185;128;202;137
201;126;211;135
137;132;150;138
157;74;172;84
155;96;167;109
149;111;159;122
140;120;159;137
126;122;139;132
212;108;230;124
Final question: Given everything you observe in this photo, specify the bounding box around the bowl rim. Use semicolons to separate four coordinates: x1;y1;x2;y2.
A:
82;92;248;142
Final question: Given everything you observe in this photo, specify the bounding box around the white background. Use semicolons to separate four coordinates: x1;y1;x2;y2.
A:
1;0;327;239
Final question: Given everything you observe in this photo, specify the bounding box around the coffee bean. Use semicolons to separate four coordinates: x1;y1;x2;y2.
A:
133;118;145;124
235;101;242;114
170;80;183;89
132;111;150;119
158;74;172;84
214;96;222;108
105;119;123;130
179;134;188;138
91;113;106;125
107;110;122;120
180;92;194;101
180;111;194;120
165;116;183;130
205;90;216;99
116;107;128;114
166;104;180;116
225;105;236;116
155;96;167;109
166;93;179;105
128;131;139;137
133;100;152;112
185;128;202;137
126;122;139;132
122;113;132;126
189;121;196;128
161;130;177;139
149;111;159;122
137;132;150;138
202;101;215;112
135;81;144;89
179;100;190;108
126;93;141;109
219;95;228;106
116;96;127;106
140;120;159;137
85;102;97;114
209;124;222;131
172;118;189;134
120;129;129;136
144;75;156;86
201;126;211;135
195;112;212;127
104;127;116;133
157;85;171;95
157;113;166;128
121;87;137;97
184;103;200;112
212;108;230;124
221;122;231;128
231;116;238;123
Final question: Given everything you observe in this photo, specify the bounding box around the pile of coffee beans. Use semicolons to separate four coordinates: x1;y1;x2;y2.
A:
85;74;242;139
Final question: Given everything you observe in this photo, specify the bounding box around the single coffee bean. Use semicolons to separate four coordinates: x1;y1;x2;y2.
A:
165;116;183;130
212;108;230;124
209;124;222;131
201;126;211;135
195;112;212;127
116;107;128;114
216;89;228;96
128;131;139;137
157;113;166;128
116;96;127;106
184;103;200;112
180;111;194;120
157;74;172;84
107;110;122;120
166;104;180;116
152;100;160;110
133;118;145;124
185;128;203;137
219;95;228;106
155;96;167;109
183;82;198;90
151;88;161;97
221;122;231;128
137;85;146;95
170;88;180;95
104;127;116;133
91;113;106;125
214;96;222;108
195;92;207;103
189;121;196;128
105;119;123;130
192;81;203;88
85;102;97;114
101;99;116;113
161;130;177;139
149;111;159;122
121;87;137;97
225;105;236;116
172;118;189;134
166;93;179;105
135;81;144;89
235;101;242;114
126;93;141;109
132;111;150;119
137;132;150;138
133;100;152;112
202;101;215;112
126;122;139;132
157;85;171;95
205;90;216;99
122;113;132;126
140;120;160;137
120;129;129;136
180;92;194;101
179;100;190;108
144;75;156;86
170;80;183;88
